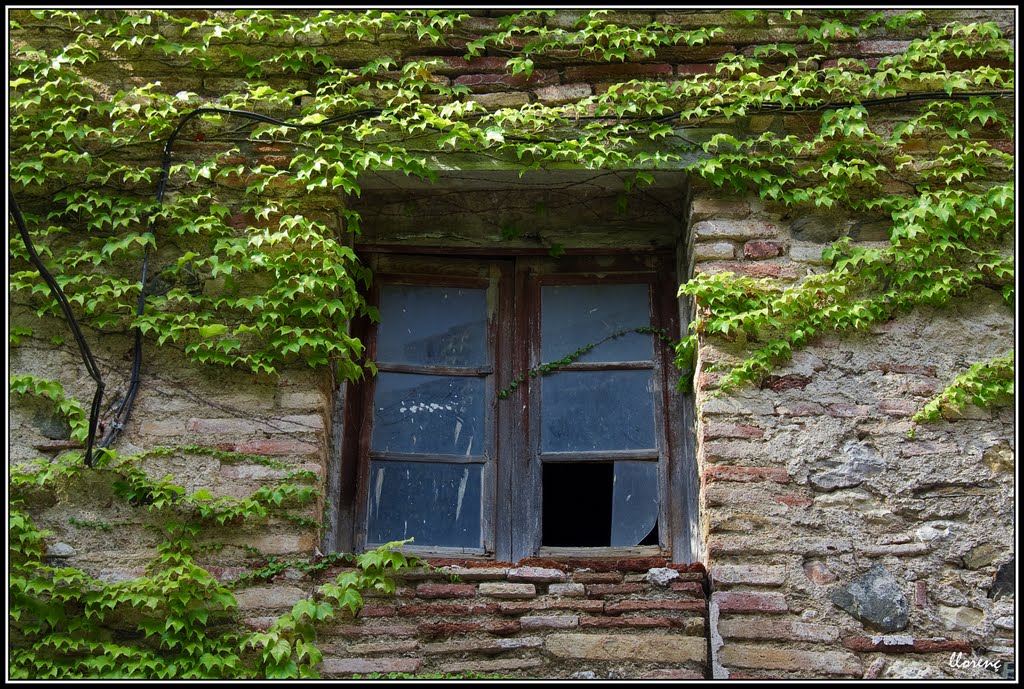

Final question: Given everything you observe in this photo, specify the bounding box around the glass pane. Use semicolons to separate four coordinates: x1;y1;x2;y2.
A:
542;370;655;451
610;462;659;547
371;373;485;455
377;285;487;367
367;460;482;548
541;284;652;363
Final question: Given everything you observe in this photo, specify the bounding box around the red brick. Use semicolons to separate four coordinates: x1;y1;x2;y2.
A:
714;591;788;614
842;637;972;653
704;466;791;484
397;602;498;617
481;620;521;636
879;400;919;416
327;624;417;638
774;494;812;508
585;583;646;597
579;616;680;629
421;637;543;655
498;600;605;615
760;374;811;391
704;423;765;440
419;55;511;73
254;143;289;153
357;605;397;618
915;580;928;609
657;44;737;61
670;581;705;595
677;63;717;75
744;240;785;259
803;561;837;585
453;70;558;89
565;63;673;82
605;600;705;615
417;621;480;637
514;559;571;571
415;583;476;599
257;155;290;168
571;572;624;584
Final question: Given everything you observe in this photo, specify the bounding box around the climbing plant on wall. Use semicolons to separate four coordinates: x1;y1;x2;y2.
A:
7;8;1016;678
9;9;1014;396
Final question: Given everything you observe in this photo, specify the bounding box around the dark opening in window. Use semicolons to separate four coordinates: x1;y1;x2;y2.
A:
542;462;659;547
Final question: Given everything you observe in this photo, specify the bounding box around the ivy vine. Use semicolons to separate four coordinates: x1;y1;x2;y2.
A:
7;8;1016;678
9;443;426;679
8;9;1014;406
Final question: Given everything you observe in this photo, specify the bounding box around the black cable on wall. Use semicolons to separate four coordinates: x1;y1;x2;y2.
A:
11;106;381;465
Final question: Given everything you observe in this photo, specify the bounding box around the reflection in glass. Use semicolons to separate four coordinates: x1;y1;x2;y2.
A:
367;460;482;548
371;373;484;455
377;285;487;367
542;370;655;451
610;462;659;546
541;284;651;363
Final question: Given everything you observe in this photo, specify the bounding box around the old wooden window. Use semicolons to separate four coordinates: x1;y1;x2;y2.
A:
337;251;695;563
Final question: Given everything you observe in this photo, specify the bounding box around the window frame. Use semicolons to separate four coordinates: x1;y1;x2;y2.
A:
336;251;696;563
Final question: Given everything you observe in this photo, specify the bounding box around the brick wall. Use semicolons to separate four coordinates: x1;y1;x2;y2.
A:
238;560;707;679
9;9;1015;680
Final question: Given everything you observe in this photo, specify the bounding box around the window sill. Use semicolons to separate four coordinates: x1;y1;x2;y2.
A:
538;546;666;559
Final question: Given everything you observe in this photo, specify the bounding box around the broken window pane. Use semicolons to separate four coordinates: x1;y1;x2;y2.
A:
541;284;652;363
377;285;487;367
610;462;659;547
371;373;485;455
542;463;613;547
541;370;655;452
542;461;659;547
367;460;482;548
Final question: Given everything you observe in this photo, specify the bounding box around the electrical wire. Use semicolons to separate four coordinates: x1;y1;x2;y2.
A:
9;87;1012;464
9;188;106;467
93;106;382;454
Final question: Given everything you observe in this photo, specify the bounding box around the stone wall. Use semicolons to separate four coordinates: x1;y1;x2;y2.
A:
685;191;1016;680
9;8;1015;680
240;560;707;679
